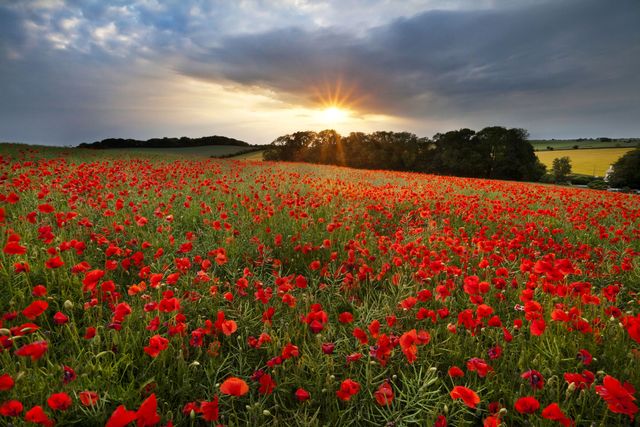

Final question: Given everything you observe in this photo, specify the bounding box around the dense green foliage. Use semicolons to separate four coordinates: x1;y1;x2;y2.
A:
78;135;249;149
608;148;640;188
552;157;572;182
264;127;546;182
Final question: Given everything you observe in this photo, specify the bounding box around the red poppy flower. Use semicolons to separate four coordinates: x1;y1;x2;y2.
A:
136;393;161;427
450;386;480;408
79;391;99;406
25;405;54;426
521;370;545;390
322;342;335;354
595;375;638;420
22;300;48;320
200;396;219;421
220;377;249;396
466;358;493;378
47;392;72;411
258;373;276;395
374;382;394;406
514;396;540;414
45;256;64;269
448;366;464;378
577;349;593;365
295;388;311;401
623;314;640;343
0;400;23;417
336;379;360;401
399;329;419;363
530;319;546;336
106;405;137;427
53;311;69;325
434;414;447;427
14;340;48;361
0;373;14;391
541;403;572;427
144;335;169;358
3;240;26;255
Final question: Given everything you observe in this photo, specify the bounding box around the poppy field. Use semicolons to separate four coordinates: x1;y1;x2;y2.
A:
1;145;639;426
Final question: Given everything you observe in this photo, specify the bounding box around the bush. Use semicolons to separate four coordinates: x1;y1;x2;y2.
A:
569;175;594;185
608;148;640;188
587;179;608;190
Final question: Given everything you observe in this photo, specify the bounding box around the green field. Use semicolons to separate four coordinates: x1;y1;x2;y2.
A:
536;147;634;176
113;145;254;157
228;149;265;160
530;139;639;151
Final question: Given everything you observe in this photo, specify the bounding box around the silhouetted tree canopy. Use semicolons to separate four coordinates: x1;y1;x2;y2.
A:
78;135;249;149
265;126;547;182
608;148;640;188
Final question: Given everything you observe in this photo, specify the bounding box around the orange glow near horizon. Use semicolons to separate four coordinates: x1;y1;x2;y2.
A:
311;78;364;126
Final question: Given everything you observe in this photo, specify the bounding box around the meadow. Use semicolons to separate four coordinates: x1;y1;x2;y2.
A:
535;148;634;177
1;145;639;426
530;140;639;151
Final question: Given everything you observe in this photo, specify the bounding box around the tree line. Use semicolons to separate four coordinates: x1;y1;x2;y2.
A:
78;135;249;149
264;127;547;182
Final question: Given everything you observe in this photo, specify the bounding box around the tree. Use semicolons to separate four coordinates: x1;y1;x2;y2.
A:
607;148;640;188
552;157;572;182
475;126;546;181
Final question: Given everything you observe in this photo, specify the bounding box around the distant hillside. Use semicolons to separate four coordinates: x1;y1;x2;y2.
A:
78;135;250;149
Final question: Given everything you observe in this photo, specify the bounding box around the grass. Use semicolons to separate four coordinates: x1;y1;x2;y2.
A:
113;145;254;157
0;144;639;426
536;147;634;176
228;149;265;161
530;139;640;151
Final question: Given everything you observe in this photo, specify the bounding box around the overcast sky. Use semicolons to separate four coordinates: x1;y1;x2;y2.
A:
1;0;639;145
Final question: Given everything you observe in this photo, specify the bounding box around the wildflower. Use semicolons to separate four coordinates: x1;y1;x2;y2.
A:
450;386;480;408
336;379;360;401
595;375;638;420
220;377;249;396
514;396;540;414
374;382;394;406
521;370;545;390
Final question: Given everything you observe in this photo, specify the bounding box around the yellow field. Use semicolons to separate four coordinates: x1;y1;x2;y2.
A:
536;147;633;176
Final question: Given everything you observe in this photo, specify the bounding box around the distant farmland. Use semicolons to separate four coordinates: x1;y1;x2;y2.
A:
530;139;639;151
536;147;634;176
108;145;255;157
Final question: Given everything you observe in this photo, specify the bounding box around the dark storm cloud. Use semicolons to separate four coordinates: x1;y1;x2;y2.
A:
1;0;639;145
182;0;640;119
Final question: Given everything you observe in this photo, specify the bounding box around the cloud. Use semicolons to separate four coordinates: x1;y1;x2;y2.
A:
1;0;639;145
180;0;640;122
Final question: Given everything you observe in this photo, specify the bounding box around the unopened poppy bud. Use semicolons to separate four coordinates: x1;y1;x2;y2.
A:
263;410;271;416
392;375;397;380
567;382;577;393
329;375;335;381
429;367;437;373
0;329;10;335
189;361;200;367
499;408;508;416
63;300;73;309
245;405;251;411
190;409;196;419
444;404;448;414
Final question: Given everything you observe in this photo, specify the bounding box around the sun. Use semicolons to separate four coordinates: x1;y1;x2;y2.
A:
320;106;349;124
